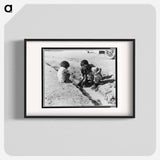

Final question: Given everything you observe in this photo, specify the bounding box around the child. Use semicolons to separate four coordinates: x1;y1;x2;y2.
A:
57;61;70;83
91;67;103;89
78;60;94;87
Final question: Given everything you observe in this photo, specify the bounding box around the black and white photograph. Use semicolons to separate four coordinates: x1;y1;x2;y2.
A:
42;48;117;108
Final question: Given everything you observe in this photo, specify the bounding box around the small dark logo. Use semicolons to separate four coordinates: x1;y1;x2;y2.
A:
4;4;12;13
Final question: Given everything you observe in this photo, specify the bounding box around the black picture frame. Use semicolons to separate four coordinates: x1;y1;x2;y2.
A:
24;39;135;118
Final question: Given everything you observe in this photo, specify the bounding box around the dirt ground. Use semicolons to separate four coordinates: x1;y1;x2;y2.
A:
43;50;116;107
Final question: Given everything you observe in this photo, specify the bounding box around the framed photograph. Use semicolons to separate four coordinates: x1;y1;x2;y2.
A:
25;39;135;118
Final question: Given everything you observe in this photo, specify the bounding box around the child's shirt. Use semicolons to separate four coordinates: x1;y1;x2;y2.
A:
57;67;69;83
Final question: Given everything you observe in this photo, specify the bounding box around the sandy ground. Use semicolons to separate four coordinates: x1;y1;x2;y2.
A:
44;65;92;106
44;50;116;107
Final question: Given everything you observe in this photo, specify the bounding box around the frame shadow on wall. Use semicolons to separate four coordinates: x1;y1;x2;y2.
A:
7;40;25;119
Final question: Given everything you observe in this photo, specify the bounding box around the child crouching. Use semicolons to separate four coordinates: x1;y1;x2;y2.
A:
78;60;102;90
78;60;94;87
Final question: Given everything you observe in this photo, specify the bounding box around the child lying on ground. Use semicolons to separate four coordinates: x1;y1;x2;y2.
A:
91;67;103;89
57;61;71;83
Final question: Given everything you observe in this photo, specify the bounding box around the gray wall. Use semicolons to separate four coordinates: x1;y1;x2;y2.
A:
4;4;156;156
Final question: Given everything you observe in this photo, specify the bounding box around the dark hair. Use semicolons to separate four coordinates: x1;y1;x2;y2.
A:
60;61;70;69
80;60;89;66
